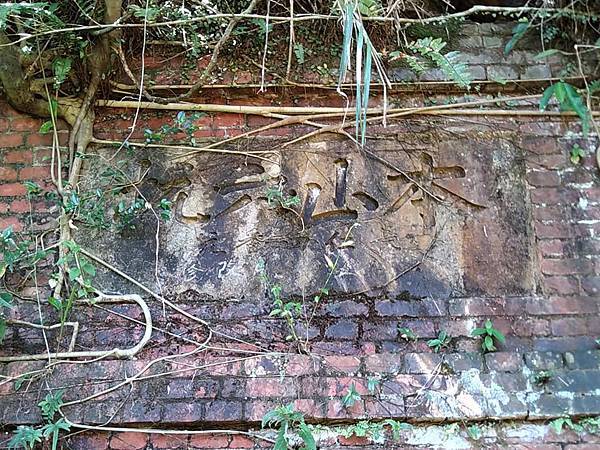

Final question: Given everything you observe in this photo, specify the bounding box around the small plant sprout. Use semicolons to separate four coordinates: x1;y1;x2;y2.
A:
266;185;301;209
158;198;173;221
427;330;451;353
398;326;417;341
367;377;379;393
10;389;71;450
532;370;554;386
0;292;13;344
261;404;316;450
471;320;505;352
570;144;585;164
550;417;582;434
342;383;361;407
467;424;482;441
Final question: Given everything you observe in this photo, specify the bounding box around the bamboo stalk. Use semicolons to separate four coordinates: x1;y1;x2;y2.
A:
96;96;598;118
110;76;585;92
96;95;539;115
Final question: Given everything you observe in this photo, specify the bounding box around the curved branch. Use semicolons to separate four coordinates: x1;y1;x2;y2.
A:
0;293;152;362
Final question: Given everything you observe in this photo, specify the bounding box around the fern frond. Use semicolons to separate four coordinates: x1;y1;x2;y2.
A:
403;55;429;75
428;50;472;88
588;80;600;96
407;37;472;88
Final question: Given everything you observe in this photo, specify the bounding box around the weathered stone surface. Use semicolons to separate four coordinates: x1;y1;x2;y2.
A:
79;132;535;307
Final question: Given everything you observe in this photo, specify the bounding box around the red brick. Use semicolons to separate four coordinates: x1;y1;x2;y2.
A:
245;378;296;397
538;240;568;257
0;183;26;196
325;398;366;419
292;398;322;418
581;276;600;296
3;149;33;163
150;434;190;449
0;133;24;148
324;377;369;397
19;166;50;180
189;434;229;448
229;435;255;448
484;352;522;371
67;433;110;450
527;153;568;170
25;133;52;146
535;223;583;239
541;258;592;276
533;206;566;222
0;167;17;181
521;137;560;154
531;188;580;205
364;353;403;373
285;355;320;375
512;318;551;337
10;117;42;131
193;128;225;138
551;317;588;336
527;296;599;315
338;435;371;446
244;399;279;422
543;276;579;295
562;170;595;185
213;113;245;128
109;432;148;449
527;170;560;187
0;202;8;213
322;356;361;373
9;199;29;213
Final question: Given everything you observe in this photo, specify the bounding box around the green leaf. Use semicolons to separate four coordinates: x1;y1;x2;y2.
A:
68;267;81;281
48;296;62;311
52;58;72;88
367;377;379;392
298;422;316;450
471;328;487;336
81;262;96;276
554;82;566;104
467;425;482;440
385;420;411;440
38;390;65;420
563;82;590;136
504;21;530;55
8;425;43;450
534;49;560;61
484;335;496;351
490;328;506;343
294;43;305;64
0;318;6;344
39;121;54;134
550;418;566;434
273;427;288;450
539;84;556;111
0;292;13;308
342;383;361;407
261;408;281;429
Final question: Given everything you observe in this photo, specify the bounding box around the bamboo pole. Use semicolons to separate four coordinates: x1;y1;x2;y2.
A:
95;97;598;118
109;76;586;92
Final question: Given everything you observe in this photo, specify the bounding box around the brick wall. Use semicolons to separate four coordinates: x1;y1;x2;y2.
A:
1;20;600;450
